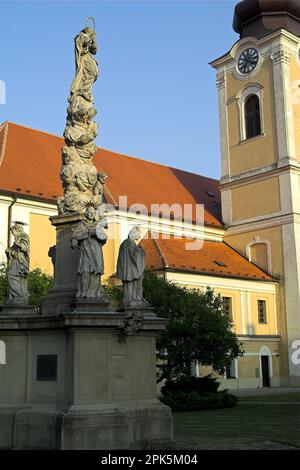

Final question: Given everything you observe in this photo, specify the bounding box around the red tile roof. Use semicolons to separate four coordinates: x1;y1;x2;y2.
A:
141;236;275;281
0;121;222;227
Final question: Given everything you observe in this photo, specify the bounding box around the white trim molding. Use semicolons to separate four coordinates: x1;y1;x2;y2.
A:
271;45;296;165
216;69;230;180
240;290;247;335
259;345;274;379
246;291;253;335
236;83;265;142
0;340;6;365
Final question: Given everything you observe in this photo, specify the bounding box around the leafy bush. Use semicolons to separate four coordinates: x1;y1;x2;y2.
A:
160;389;238;412
28;268;54;307
160;374;238;412
162;374;220;395
103;280;123;306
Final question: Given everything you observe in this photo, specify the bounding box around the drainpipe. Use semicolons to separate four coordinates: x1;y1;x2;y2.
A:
7;195;17;248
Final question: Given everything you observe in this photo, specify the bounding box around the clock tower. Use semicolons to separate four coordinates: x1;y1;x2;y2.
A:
211;0;300;385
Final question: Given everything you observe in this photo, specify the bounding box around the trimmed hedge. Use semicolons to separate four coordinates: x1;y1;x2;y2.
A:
160;375;239;411
160;389;238;412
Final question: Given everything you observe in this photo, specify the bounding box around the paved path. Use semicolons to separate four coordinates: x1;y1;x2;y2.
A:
174;438;298;450
240;401;300;405
231;387;300;397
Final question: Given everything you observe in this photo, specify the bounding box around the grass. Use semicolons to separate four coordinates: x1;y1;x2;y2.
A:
238;392;300;402
173;402;300;449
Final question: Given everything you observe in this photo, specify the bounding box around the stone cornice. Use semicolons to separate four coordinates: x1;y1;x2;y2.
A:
271;49;291;64
219;162;300;190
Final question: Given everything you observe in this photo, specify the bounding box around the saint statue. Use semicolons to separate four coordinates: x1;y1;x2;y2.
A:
5;222;30;305
117;227;147;307
58;18;107;215
71;205;107;299
70;26;98;102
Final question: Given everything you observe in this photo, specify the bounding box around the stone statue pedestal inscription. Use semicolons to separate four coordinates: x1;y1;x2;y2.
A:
0;312;173;449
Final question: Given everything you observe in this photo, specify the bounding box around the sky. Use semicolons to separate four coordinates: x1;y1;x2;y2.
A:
0;0;237;179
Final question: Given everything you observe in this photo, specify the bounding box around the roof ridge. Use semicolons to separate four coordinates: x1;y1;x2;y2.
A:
152;236;169;269
4;120;65;140
3;121;219;183
0;121;9;168
103;184;118;207
223;240;276;279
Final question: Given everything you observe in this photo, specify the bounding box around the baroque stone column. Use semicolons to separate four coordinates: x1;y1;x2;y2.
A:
42;19;110;314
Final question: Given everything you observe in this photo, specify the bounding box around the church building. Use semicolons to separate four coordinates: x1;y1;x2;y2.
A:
0;0;300;389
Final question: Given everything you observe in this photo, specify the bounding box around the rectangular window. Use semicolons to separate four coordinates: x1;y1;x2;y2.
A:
222;297;232;320
258;300;267;324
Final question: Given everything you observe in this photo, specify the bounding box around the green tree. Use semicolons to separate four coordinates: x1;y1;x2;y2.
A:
142;270;243;383
28;268;54;307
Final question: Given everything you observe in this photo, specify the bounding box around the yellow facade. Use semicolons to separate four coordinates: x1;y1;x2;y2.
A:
29;213;56;275
231;176;281;222
226;61;278;176
165;270;277;336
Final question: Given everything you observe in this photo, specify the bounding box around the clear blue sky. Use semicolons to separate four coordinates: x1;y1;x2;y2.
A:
0;0;237;179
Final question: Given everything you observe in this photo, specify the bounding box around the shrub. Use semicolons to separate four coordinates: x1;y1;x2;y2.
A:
162;374;220;395
161;389;238;412
160;374;238;411
28;268;54;307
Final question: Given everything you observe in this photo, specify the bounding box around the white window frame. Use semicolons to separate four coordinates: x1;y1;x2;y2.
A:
221;295;233;321
257;299;268;325
259;345;273;380
237;84;265;142
0;340;6;365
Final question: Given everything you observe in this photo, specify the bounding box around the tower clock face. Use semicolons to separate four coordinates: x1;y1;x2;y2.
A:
238;48;259;74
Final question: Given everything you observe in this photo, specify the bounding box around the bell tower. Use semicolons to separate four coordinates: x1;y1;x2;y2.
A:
211;0;300;385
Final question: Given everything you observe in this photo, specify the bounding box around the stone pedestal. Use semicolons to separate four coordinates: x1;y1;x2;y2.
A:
0;305;37;316
0;312;173;449
0;212;173;449
41;212;85;315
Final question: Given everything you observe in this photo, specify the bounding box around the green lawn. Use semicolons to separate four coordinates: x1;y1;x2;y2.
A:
238;393;300;402
173;403;300;449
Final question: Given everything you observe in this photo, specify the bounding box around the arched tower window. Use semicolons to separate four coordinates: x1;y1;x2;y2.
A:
237;84;264;142
246;238;271;273
250;242;268;271
245;94;261;139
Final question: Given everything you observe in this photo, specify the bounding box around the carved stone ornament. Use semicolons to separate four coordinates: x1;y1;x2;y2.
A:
57;18;108;214
123;312;143;336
